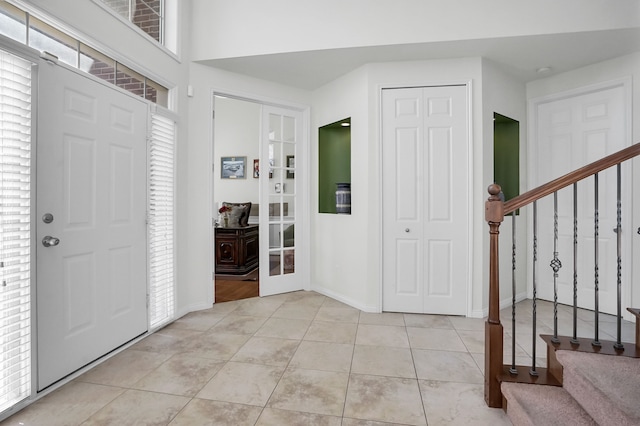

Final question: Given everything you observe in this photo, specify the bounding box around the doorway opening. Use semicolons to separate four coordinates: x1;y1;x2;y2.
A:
212;93;306;303
213;96;261;302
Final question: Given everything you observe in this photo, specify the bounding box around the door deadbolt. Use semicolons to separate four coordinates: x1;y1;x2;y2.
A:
42;213;54;224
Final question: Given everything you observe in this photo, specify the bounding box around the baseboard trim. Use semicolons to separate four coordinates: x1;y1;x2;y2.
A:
470;291;528;319
311;285;378;313
176;301;212;319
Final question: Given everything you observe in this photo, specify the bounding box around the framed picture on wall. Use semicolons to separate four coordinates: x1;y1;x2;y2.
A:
221;156;246;179
286;155;295;178
253;159;259;178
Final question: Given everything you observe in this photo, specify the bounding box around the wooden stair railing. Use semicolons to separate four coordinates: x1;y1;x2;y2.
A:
484;142;640;408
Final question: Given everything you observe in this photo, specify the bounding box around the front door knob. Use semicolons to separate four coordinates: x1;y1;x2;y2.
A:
42;236;60;247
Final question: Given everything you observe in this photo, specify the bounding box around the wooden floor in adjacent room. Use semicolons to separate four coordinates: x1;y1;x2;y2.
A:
214;268;259;303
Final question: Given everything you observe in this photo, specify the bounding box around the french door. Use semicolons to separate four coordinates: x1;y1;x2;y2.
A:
259;105;304;296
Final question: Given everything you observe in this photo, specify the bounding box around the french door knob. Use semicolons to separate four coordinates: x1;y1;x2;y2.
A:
405;228;410;233
42;236;60;247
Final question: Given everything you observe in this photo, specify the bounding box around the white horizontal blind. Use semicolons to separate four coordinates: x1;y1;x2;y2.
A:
148;111;175;328
0;49;32;411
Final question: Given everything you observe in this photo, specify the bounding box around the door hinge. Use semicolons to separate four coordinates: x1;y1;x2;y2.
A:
212;110;215;120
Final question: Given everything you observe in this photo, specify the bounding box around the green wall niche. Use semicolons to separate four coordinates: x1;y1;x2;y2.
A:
494;113;520;203
319;118;351;213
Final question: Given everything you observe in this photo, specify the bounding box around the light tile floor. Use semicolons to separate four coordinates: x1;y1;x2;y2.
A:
2;291;635;425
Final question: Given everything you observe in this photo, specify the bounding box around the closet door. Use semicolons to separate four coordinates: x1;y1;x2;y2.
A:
382;85;469;315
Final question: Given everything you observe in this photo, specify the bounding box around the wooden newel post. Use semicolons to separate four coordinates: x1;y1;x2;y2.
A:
485;184;505;408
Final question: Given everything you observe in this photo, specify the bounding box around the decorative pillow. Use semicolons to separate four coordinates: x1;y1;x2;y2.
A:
222;202;251;227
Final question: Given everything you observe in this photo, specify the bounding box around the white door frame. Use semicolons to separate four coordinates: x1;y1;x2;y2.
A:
378;81;474;316
528;77;633;319
209;89;311;304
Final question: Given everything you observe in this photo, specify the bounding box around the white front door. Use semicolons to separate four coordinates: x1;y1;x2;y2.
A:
533;82;630;315
382;85;469;315
37;61;148;390
259;105;304;296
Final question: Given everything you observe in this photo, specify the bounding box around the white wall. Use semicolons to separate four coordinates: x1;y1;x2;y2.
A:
481;58;529;315
190;0;640;60
213;97;260;219
311;66;371;309
527;52;640;314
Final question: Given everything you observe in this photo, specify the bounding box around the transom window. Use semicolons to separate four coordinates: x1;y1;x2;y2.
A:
0;2;169;107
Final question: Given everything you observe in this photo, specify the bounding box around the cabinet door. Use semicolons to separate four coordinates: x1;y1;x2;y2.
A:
216;232;239;273
244;232;259;267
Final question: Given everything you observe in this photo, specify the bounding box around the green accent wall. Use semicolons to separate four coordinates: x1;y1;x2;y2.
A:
494;113;520;203
319;119;351;213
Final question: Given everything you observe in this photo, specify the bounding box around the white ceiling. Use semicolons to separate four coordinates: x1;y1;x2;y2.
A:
199;28;640;90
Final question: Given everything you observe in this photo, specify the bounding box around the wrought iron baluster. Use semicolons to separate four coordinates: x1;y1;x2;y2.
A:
510;210;517;374
593;173;601;347
614;164;624;350
531;201;538;376
571;183;579;345
550;191;562;343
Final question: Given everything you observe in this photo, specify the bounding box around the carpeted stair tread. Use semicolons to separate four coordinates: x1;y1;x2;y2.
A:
501;382;597;426
556;350;640;426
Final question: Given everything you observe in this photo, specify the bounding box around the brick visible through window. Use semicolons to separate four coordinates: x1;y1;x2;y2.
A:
116;63;145;97
133;0;161;42
100;0;163;43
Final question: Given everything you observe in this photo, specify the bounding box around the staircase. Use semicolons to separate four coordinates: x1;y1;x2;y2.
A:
483;143;640;423
502;350;640;425
501;308;640;425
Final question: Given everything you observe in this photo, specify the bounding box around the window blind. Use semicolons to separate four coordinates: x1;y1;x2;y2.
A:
0;49;32;411
148;111;175;328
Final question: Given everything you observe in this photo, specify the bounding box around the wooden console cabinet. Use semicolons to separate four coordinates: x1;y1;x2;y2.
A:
215;225;259;275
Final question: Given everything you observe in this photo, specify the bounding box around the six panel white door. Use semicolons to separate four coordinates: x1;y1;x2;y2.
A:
534;84;630;315
37;61;148;390
382;86;469;315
